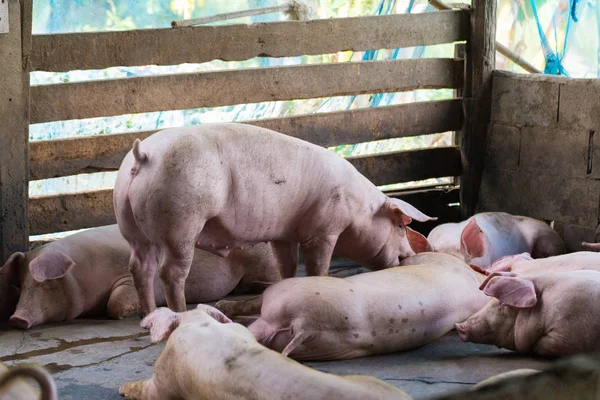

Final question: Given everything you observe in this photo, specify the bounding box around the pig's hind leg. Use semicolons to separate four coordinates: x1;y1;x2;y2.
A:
107;280;139;320
119;378;161;400
215;295;263;318
158;246;196;313
129;244;160;318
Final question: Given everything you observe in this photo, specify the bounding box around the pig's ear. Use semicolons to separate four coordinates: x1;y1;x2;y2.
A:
406;227;432;253
196;304;232;324
460;218;485;259
384;198;437;226
141;308;181;343
29;250;76;283
0;252;25;287
487;253;533;273
482;275;537;308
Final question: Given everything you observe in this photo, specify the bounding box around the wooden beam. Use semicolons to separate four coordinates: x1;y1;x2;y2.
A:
28;147;461;235
0;0;31;262
30;58;463;124
30;100;462;180
459;0;496;218
31;11;469;72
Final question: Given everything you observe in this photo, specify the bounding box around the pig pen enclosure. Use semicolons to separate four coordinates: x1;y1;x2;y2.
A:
0;0;594;398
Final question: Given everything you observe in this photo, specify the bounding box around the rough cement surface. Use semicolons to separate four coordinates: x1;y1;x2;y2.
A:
0;302;552;400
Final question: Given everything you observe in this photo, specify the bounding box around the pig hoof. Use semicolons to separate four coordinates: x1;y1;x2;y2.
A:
215;300;236;317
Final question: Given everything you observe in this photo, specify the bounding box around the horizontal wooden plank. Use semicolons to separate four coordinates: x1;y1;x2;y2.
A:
29;147;461;234
30;100;462;180
349;146;461;186
30;58;464;124
31;11;469;72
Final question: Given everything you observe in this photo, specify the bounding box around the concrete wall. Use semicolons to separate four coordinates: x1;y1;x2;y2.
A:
479;70;600;251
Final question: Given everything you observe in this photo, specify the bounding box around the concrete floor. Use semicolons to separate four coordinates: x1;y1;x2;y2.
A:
0;304;553;400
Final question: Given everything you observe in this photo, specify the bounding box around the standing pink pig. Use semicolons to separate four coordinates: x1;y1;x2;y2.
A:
427;212;565;269
216;253;488;360
0;225;293;329
114;123;434;316
455;270;600;356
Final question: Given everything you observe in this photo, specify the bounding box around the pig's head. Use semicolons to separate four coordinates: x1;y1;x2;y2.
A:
454;272;537;350
369;198;435;268
9;250;78;329
428;217;488;265
0;252;25;321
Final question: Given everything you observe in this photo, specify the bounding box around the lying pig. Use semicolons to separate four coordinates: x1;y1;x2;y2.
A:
216;253;489;360
119;305;411;400
427;212;565;269
0;225;294;329
476;250;600;276
0;362;57;400
114;123;434;316
455;270;600;356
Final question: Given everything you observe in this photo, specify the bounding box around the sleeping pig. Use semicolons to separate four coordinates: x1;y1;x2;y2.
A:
114;123;434;316
216;252;489;360
119;305;411;400
455;270;600;356
427;212;565;268
0;225;295;329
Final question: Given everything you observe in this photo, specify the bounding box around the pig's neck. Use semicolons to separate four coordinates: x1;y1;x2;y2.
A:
61;273;87;319
336;216;395;270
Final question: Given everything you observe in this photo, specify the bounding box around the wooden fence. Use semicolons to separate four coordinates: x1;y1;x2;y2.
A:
0;0;496;261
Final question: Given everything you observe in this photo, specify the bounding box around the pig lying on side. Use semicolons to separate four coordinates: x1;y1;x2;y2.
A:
119;305;411;400
0;225;293;329
455;270;600;356
114;123;434;316
427;212;565;268
474;250;600;277
217;253;489;360
0;362;57;400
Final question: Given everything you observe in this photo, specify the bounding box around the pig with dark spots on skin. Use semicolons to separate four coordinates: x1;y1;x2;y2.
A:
114;123;435;317
455;270;600;356
119;305;412;400
427;212;565;269
216;253;489;361
0;225;293;330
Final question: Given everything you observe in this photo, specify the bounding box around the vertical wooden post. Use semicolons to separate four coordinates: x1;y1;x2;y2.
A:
459;0;496;219
0;0;32;262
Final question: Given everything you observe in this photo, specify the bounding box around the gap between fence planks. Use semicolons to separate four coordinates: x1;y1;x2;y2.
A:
30;58;464;124
30;10;468;72
28;147;461;235
30;99;462;180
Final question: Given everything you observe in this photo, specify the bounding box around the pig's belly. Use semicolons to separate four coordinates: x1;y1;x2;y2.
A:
289;316;454;361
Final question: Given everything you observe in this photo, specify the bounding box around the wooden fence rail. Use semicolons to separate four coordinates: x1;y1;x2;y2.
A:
30;99;462;180
31;10;468;72
30;58;464;124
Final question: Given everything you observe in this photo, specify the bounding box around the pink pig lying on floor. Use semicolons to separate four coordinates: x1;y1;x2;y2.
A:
215;252;489;361
114;123;434;317
119;305;411;400
427;212;565;269
470;248;600;277
0;225;294;329
455;269;600;356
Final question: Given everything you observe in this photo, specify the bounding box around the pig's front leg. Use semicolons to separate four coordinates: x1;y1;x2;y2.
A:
301;235;338;276
107;280;140;320
216;295;263;318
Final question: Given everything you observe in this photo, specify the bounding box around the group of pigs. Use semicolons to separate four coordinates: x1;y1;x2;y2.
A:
3;123;600;400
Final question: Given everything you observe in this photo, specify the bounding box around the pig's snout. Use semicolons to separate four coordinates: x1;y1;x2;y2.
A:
9;310;35;330
454;322;470;342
